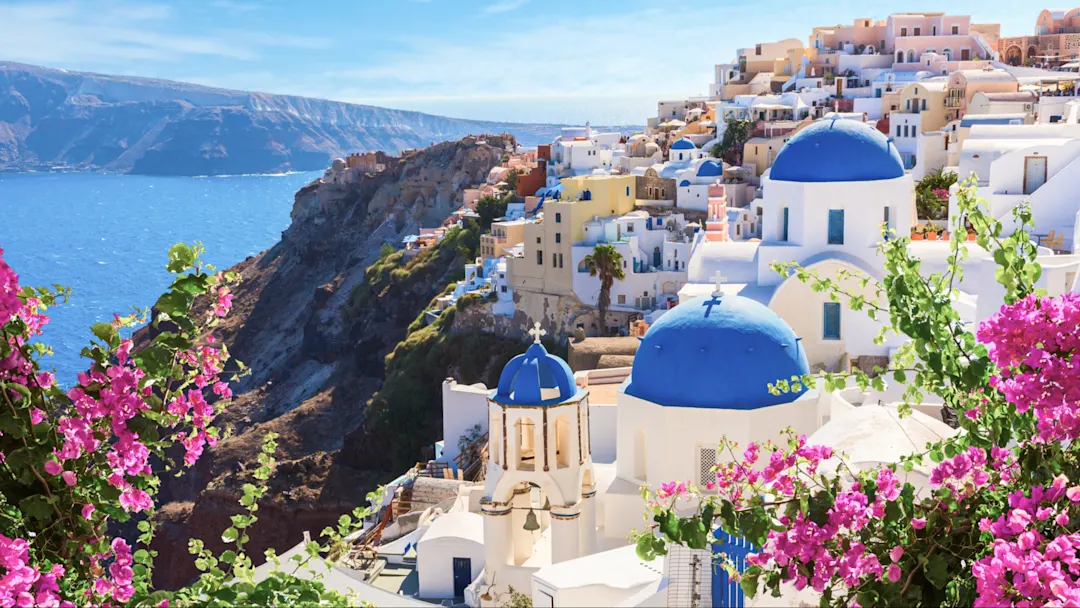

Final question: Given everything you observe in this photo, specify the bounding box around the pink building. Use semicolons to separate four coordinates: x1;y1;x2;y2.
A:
886;13;990;65
811;18;887;54
704;184;730;242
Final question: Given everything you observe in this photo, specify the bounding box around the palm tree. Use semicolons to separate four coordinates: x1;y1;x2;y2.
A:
583;243;625;336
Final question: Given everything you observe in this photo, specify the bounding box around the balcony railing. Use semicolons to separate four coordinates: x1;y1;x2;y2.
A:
945;97;962;108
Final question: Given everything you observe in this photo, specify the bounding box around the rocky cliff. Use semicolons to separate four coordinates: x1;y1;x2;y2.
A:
148;135;535;589
0;62;568;175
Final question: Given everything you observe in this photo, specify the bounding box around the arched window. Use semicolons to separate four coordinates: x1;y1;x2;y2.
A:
555;415;572;469
490;412;501;466
943;48;952;61
516;417;536;471
907;49;916;63
634;428;647;481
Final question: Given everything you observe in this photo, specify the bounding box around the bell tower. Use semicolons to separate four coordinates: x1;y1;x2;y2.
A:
477;322;597;602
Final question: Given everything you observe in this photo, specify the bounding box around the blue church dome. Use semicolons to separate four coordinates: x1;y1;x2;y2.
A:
495;340;580;406
624;295;810;409
697;160;723;177
770;117;904;183
670;138;696;150
679;180;691;187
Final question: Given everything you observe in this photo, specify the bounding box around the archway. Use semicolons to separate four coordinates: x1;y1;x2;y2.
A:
515;417;536;471
1028;46;1039;64
906;49;916;63
942;48;952;61
555;415;572;469
896;50;904;63
1004;45;1022;66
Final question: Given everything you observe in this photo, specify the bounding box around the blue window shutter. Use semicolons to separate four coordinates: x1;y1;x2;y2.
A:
828;210;845;244
782;207;789;241
823;302;841;339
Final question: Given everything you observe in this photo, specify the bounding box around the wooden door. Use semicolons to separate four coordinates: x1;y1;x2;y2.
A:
1024;156;1048;194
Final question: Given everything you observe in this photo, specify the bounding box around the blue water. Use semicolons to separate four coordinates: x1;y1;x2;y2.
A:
0;171;319;382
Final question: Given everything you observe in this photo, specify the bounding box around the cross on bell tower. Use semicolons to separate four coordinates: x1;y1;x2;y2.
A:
528;321;547;344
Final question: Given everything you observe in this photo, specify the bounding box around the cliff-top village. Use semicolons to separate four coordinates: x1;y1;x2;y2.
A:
292;9;1080;607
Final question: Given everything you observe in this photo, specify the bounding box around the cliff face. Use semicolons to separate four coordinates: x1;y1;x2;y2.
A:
149;136;517;589
0;62;567;175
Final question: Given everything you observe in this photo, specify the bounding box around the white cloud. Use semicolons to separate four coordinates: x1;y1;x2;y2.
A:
321;7;730;122
0;1;326;65
482;0;529;15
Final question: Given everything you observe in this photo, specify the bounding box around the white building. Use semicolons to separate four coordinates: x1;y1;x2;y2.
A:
571;211;691;316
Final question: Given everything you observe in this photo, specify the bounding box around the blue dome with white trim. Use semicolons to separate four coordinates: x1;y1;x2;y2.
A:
770;117;904;183
679;180;691;187
697;160;723;177
624;295;810;409
494;342;581;406
671;138;696;150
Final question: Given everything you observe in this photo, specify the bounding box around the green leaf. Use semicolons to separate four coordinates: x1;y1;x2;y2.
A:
167;243;196;273
220;550;238;564
221;527;239;543
635;534;656;561
19;495;54;521
740;569;760;599
925;554;950;589
90;322;116;345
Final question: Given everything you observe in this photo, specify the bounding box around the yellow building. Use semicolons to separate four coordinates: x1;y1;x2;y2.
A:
742;121;813;177
509;175;637;297
896;81;949;133
480;219;527;259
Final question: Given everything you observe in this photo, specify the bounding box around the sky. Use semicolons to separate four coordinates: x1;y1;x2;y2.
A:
0;0;1041;125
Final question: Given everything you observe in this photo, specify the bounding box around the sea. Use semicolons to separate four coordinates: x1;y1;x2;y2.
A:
0;171;320;383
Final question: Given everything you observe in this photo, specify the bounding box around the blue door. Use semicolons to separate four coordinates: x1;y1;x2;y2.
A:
823;302;841;340
828;209;845;245
712;531;757;607
452;557;472;598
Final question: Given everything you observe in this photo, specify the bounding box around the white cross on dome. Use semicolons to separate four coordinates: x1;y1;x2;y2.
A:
528;321;547;344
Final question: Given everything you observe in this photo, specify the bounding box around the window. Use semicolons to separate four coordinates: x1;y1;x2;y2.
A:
626;186;630;196
537;250;543;265
883;206;891;240
951;25;959;35
558;253;564;268
552;253;557;268
921;99;927;111
913;27;921;36
501;285;507;293
536;237;541;244
901;27;907;36
555;212;562;223
906;99;911;111
555;233;561;243
932;25;937;35
626;224;634;233
828;210;845;245
823;302;842;340
618;295;626;304
782;207;789;241
698;447;717;487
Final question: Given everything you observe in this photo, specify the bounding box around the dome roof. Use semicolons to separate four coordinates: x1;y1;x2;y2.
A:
495;342;580;406
679;179;691;187
770;117;904;183
624;295;810;409
697;160;723;177
670;138;697;150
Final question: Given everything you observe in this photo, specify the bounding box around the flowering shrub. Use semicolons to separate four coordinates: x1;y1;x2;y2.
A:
0;243;379;606
636;178;1080;606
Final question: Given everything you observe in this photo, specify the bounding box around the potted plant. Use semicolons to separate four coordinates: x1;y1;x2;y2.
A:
942;230;950;241
927;226;939;241
911;225;925;241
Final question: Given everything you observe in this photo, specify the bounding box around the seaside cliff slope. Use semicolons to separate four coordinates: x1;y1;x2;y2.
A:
0;61;567;175
145;135;528;589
